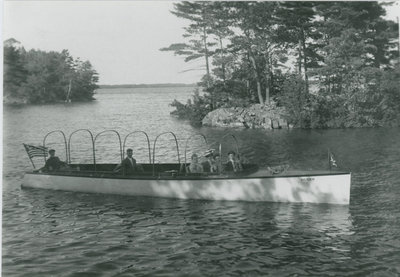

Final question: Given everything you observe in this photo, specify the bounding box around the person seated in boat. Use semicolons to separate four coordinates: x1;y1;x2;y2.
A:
114;148;143;175
225;151;243;173
187;153;204;174
39;149;66;172
201;149;218;173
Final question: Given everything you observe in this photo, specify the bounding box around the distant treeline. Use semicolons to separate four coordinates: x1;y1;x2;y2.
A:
99;83;196;89
163;2;400;128
3;38;99;104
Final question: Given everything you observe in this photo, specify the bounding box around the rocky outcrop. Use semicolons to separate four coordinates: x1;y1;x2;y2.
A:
202;102;292;129
3;95;28;105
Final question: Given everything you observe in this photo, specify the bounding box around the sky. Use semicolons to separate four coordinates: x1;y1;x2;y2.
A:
3;1;399;85
3;1;205;85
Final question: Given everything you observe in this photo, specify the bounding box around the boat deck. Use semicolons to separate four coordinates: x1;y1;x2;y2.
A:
30;163;350;180
248;169;349;178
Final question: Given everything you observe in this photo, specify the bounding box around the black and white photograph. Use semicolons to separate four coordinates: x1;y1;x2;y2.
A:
2;1;400;276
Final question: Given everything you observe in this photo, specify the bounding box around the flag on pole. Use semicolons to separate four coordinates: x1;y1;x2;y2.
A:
23;144;48;159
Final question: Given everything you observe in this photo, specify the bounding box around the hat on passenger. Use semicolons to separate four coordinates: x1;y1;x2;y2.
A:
49;149;55;153
204;149;215;157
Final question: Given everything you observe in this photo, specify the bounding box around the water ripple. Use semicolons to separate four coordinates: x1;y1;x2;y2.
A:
3;88;400;276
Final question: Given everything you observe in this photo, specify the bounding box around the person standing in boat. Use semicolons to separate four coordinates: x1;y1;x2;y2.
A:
202;149;217;173
114;148;143;175
187;153;203;173
225;151;243;172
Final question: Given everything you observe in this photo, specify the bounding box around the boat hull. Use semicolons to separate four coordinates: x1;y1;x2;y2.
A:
22;171;351;204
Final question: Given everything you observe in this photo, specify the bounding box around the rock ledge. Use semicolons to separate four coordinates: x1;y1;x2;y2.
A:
202;102;291;129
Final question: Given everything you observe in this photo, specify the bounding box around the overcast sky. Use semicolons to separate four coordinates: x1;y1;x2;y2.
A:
3;1;399;85
3;1;205;85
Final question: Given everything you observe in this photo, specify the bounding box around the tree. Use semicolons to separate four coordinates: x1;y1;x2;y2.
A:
223;2;292;104
3;39;99;104
3;39;27;100
160;2;216;88
72;60;99;101
276;2;321;93
166;1;400;128
208;2;234;83
315;1;398;69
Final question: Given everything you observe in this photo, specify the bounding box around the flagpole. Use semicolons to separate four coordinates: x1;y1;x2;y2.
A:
28;154;36;169
328;148;331;171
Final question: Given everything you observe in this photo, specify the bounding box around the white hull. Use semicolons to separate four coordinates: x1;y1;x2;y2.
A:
22;171;351;204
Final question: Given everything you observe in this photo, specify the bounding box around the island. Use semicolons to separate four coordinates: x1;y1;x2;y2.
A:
3;38;98;105
163;2;399;129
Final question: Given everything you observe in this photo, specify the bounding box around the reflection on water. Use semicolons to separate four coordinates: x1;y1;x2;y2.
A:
4;189;355;276
3;87;400;276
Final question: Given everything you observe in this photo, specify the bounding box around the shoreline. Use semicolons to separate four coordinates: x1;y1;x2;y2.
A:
200;103;400;130
99;83;197;89
3;98;96;106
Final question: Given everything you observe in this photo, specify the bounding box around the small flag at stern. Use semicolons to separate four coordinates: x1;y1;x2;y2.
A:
328;150;338;169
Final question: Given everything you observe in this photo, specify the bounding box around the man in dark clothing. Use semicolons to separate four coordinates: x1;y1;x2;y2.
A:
44;149;65;171
225;151;243;173
114;148;143;175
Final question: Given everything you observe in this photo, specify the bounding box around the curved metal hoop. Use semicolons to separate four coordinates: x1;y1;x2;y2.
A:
94;130;123;163
184;133;208;166
218;133;240;171
68;129;95;169
152;131;181;176
43;130;68;163
123;131;152;164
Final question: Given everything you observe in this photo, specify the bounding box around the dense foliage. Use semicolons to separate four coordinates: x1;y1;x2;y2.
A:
163;1;399;128
4;39;98;104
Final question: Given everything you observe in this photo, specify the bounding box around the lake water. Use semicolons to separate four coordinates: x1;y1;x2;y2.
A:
3;87;400;276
